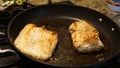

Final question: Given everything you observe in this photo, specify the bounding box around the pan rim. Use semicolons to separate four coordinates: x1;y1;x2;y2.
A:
7;4;120;67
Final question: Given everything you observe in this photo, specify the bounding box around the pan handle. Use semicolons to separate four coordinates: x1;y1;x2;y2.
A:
0;31;20;60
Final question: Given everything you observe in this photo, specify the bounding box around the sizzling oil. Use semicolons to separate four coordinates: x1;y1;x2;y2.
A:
34;18;111;67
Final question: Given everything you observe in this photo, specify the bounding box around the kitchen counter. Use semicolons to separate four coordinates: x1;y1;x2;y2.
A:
27;0;120;26
69;0;120;26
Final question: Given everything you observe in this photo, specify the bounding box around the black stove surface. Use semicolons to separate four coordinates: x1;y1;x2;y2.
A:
0;2;120;68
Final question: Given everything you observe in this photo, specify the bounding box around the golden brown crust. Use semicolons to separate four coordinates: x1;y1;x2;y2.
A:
14;23;58;60
69;20;104;52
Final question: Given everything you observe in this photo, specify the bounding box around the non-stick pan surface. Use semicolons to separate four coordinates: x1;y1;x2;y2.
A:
8;4;120;67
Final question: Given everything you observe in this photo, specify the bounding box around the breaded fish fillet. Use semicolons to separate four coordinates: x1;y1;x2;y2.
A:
14;24;58;60
69;20;104;53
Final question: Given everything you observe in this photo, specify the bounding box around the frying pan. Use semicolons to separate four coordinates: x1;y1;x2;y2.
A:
0;4;120;68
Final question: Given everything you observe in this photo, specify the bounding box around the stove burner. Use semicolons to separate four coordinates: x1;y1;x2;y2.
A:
0;3;33;68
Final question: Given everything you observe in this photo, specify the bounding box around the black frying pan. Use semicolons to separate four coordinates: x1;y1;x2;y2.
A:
5;4;120;67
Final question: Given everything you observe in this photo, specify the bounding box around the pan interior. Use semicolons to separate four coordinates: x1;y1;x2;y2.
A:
12;17;112;67
8;5;120;67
